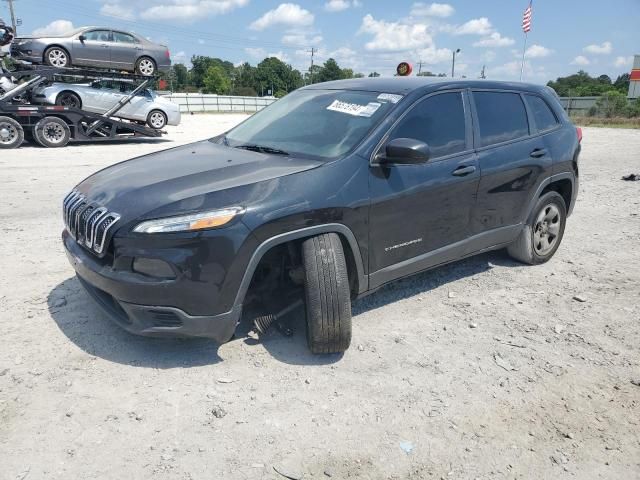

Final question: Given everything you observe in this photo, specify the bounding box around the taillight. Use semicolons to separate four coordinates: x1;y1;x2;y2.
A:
576;127;582;143
165;49;171;59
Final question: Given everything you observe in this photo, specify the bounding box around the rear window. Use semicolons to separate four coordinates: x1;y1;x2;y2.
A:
473;91;529;147
524;94;558;132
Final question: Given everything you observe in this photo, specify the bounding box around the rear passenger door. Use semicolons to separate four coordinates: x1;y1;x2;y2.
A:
111;31;138;70
470;90;553;235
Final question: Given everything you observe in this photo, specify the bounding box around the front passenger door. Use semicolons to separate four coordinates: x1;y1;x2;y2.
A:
72;29;113;68
368;91;480;288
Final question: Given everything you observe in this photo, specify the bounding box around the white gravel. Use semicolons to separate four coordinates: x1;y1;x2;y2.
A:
1;116;639;479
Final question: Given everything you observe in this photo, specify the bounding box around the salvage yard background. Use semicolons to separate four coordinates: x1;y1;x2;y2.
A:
1;115;639;479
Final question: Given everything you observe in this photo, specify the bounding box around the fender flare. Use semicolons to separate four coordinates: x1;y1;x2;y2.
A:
231;223;368;311
524;172;575;224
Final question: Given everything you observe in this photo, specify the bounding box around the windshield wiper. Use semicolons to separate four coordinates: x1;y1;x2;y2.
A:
234;144;290;156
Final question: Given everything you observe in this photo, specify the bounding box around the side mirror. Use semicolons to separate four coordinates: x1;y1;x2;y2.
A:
377;137;430;165
78;35;86;42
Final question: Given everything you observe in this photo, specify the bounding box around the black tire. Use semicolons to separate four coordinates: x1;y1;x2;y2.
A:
44;46;71;68
56;91;82;109
0;116;24;149
135;57;156;76
33;117;71;148
302;233;352;354
507;191;567;265
147;110;167;129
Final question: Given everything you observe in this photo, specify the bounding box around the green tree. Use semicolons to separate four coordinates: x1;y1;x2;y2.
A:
547;71;622;97
595;90;628;117
203;65;231;94
614;73;630;94
368;71;381;77
191;55;234;88
317;58;343;82
172;64;189;91
254;57;303;95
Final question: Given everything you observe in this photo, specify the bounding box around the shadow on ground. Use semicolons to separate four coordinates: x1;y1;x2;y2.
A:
49;250;518;367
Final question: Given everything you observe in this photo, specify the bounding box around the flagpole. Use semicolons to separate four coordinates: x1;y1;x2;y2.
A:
520;32;528;81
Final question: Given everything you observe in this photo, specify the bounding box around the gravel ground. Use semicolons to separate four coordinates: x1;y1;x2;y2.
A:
1;116;639;480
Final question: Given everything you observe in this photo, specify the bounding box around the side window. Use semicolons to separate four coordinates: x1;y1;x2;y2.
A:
524;94;558;132
83;30;112;42
473;91;529;147
389;92;467;158
113;32;136;44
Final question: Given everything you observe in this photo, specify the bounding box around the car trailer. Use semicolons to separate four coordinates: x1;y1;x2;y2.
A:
0;64;165;149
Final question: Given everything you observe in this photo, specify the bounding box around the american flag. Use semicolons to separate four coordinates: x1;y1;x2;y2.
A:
522;2;533;33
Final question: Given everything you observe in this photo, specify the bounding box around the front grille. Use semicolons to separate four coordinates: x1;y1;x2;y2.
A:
63;190;121;256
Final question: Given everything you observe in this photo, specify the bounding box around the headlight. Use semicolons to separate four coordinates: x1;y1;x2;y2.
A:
133;207;245;234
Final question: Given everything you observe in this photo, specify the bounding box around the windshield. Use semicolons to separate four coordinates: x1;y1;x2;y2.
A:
224;89;401;159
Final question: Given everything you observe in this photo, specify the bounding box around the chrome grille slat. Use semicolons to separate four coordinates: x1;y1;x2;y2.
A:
62;190;120;257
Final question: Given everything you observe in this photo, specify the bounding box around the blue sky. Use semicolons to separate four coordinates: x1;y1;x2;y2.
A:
4;0;638;83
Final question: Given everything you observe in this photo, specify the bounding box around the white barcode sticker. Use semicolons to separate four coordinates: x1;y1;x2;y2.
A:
327;100;382;117
377;93;403;104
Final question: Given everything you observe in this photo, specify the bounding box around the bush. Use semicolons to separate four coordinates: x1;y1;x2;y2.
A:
587;106;598;117
596;90;628;118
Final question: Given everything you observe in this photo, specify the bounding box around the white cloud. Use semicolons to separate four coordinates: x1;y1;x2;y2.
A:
410;2;455;18
583;41;612;55
473;32;514;47
324;0;361;12
281;32;323;46
613;56;632;68
414;45;452;64
245;47;266;58
571;55;590;66
100;3;136;21
32;20;75;37
525;44;553;58
250;3;314;31
454;17;492;36
139;0;249;21
480;50;496;62
359;14;433;52
491;60;547;80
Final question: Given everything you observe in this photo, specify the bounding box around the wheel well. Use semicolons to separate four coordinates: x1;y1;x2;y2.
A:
56;90;81;104
245;232;360;305
541;179;572;211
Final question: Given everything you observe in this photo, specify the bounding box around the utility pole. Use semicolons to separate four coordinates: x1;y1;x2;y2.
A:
480;65;486;79
451;48;460;78
417;60;425;75
2;0;17;35
308;47;317;84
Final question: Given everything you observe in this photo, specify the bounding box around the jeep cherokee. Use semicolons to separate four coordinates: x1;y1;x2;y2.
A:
62;78;581;354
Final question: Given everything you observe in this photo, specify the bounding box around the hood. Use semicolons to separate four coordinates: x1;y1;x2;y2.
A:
76;140;323;223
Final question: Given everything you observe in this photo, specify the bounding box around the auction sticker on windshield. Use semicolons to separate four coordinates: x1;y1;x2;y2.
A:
327;100;382;118
377;93;403;104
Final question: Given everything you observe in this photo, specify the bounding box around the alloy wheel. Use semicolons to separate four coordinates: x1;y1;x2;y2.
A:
149;112;166;129
138;59;155;76
533;204;561;255
48;49;68;68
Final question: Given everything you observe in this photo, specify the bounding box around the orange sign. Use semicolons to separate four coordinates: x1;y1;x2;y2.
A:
396;62;413;76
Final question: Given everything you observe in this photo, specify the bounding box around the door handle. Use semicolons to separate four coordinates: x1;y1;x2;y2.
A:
452;165;476;176
530;148;548;158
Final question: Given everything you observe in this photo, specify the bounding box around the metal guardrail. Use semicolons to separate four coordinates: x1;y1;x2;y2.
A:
164;93;277;113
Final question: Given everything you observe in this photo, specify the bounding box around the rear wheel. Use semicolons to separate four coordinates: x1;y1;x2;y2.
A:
56;92;82;109
44;46;70;68
147;110;167;129
302;233;352;354
33;117;71;148
507;191;567;265
0;116;24;149
135;57;156;76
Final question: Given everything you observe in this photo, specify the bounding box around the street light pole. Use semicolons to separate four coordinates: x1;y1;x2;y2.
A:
451;48;460;78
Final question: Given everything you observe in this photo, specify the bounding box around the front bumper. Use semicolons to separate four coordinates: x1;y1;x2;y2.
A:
63;230;244;342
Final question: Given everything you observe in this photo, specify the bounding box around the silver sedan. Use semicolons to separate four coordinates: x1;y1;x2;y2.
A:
11;26;171;76
33;80;181;129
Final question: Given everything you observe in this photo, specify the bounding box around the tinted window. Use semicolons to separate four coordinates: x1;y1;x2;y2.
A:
84;30;111;42
113;32;136;44
474;92;529;147
390;92;467;158
525;94;558;132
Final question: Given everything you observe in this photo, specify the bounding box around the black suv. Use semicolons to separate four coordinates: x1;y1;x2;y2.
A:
62;78;581;354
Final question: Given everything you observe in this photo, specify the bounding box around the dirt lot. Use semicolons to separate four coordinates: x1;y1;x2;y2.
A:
1;115;639;480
